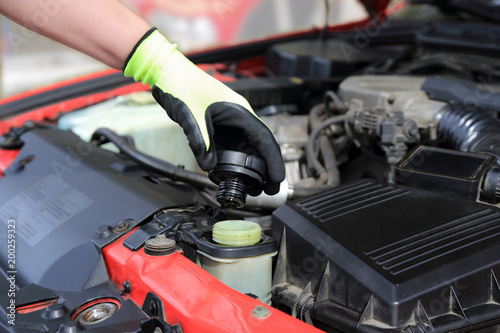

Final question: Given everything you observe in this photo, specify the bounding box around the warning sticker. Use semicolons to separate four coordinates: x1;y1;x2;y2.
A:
0;174;94;247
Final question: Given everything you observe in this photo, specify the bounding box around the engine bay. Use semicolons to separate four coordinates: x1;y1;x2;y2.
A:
2;13;500;333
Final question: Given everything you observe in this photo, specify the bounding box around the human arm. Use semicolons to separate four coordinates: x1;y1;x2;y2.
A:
0;0;286;194
0;0;150;69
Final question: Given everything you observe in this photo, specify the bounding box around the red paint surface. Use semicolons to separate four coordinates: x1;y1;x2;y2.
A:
103;235;323;333
16;298;58;314
0;69;120;106
0;82;149;136
197;64;238;82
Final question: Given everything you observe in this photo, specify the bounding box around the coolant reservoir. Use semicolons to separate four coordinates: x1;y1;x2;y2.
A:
197;220;277;305
212;220;262;246
58;92;198;171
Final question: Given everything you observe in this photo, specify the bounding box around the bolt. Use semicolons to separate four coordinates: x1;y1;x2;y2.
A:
77;302;118;325
113;219;132;233
252;305;270;319
122;280;132;294
148;300;158;316
403;120;419;139
144;235;176;256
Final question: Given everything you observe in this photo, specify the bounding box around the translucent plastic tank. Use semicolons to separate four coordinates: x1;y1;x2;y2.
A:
58;92;198;172
198;221;277;305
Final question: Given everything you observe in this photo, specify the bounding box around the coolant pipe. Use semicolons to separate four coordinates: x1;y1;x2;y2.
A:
90;128;216;190
244;178;290;209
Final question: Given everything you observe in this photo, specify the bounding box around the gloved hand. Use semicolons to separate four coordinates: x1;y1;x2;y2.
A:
124;28;285;195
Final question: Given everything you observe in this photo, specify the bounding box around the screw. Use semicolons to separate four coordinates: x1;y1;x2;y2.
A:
122;280;132;294
148;300;158;316
77;302;118;325
113;219;132;233
403;120;419;139
252;305;270;319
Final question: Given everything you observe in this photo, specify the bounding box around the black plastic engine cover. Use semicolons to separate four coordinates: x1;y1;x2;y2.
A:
272;179;500;332
266;39;410;78
0;128;198;292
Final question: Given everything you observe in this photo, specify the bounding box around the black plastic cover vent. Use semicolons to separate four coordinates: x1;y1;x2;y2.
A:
367;209;500;276
297;181;410;222
272;179;500;332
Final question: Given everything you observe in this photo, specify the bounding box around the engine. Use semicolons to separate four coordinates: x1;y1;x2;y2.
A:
2;16;500;333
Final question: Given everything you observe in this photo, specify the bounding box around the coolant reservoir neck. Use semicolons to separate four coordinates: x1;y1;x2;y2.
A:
212;220;262;246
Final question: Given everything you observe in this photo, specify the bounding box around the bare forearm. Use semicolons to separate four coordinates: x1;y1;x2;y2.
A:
0;0;151;69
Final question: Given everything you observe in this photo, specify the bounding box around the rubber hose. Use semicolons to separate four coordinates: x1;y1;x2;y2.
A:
438;104;500;163
305;104;345;182
309;104;342;186
308;104;328;185
90;128;217;190
323;90;345;116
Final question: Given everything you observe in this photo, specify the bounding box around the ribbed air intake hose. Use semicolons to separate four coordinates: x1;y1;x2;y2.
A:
437;104;500;163
438;104;500;201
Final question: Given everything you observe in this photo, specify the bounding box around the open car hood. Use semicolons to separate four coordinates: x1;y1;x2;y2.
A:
359;0;392;14
2;4;500;332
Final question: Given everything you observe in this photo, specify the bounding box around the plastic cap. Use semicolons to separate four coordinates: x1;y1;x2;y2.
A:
212;220;262;246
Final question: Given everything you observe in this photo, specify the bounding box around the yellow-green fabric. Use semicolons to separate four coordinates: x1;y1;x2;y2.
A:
124;30;255;151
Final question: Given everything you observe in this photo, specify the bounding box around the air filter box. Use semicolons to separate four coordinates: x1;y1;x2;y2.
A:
272;179;500;332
